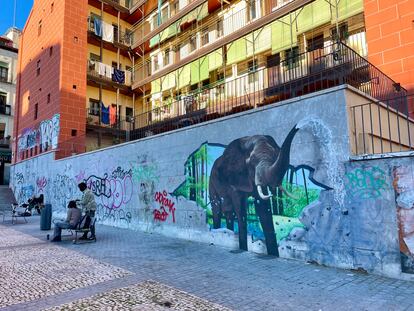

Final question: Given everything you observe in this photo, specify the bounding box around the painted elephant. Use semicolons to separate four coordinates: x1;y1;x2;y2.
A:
209;124;300;256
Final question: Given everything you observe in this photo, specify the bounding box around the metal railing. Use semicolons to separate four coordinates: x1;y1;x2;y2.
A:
87;108;132;131
117;42;406;141
0;76;12;84
88;17;132;47
87;60;132;86
350;94;414;155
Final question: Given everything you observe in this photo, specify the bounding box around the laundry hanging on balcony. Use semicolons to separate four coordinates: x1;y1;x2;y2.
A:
102;21;114;43
105;65;113;79
112;69;125;84
101;103;110;124
97;62;106;76
94;18;103;37
109;105;117;125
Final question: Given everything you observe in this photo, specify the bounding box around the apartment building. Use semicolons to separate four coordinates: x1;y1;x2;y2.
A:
0;28;20;184
14;0;413;163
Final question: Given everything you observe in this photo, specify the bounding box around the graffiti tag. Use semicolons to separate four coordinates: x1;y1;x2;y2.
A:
345;167;387;199
153;190;176;222
36;177;47;193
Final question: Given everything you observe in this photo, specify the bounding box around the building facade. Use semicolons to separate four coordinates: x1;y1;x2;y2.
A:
0;28;20;184
13;0;413;163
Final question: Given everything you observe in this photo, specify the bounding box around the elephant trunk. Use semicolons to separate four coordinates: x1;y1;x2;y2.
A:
267;124;299;184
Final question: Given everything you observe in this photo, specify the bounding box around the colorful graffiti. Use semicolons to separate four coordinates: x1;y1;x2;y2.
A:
393;165;414;273
18;114;60;154
174;126;331;256
345;166;387;199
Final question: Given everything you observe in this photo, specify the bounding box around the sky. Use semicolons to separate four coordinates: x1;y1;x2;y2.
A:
0;0;33;35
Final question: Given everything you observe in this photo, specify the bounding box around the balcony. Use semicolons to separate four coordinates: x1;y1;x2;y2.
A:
131;0;338;88
86;108;131;131
120;43;407;141
87;60;132;92
87;17;132;49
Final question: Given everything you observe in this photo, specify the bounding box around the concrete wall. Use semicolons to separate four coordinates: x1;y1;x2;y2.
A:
11;87;412;278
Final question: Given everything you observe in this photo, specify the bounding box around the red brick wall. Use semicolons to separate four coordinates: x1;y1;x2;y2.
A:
364;0;414;94
14;0;87;162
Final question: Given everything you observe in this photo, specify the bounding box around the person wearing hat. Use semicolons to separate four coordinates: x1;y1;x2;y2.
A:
78;182;97;240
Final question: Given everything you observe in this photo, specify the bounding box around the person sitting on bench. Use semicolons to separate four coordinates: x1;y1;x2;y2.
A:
78;182;97;240
51;200;81;242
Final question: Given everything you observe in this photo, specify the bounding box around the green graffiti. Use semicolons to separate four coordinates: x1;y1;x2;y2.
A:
345;166;387;199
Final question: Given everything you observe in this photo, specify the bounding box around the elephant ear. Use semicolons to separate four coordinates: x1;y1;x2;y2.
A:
217;139;254;193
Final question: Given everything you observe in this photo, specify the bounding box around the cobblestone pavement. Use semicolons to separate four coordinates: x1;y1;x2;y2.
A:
2;217;414;311
0;226;131;309
45;280;231;311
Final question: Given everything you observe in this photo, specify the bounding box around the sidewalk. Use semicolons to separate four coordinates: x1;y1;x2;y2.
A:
1;216;414;311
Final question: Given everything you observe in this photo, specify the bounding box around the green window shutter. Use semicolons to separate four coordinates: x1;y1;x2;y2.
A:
254;25;272;54
296;0;331;34
162;72;176;90
335;0;364;22
200;56;209;81
149;34;160;48
160;21;180;43
190;59;200;85
178;64;191;89
0;61;8;68
151;78;161;94
208;49;223;71
226;38;247;65
197;2;209;21
271;16;297;54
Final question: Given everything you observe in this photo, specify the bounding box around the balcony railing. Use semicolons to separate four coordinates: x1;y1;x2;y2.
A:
0;105;11;116
131;0;201;48
87;60;132;86
88;17;132;47
350;94;414;155
119;42;407;141
87;108;132;131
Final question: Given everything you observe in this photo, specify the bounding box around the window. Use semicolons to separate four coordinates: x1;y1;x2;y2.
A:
153;55;160;71
0;66;8;83
331;23;349;42
47;93;51;104
161;6;169;24
216;19;223;38
38;20;42;36
248;60;259;83
36;60;41;76
201;28;209;45
89;99;100;116
49;47;53;57
0;92;6;106
151;14;158;30
89;53;101;62
163;49;170;66
34;103;38;120
51;2;54;12
126;107;133;121
171;0;179;16
248;0;257;21
285;47;300;70
189;35;197;52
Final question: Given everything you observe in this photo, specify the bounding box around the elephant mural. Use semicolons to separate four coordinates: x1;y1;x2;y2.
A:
209;124;300;256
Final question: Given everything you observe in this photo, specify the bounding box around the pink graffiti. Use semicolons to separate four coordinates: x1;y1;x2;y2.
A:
153;190;175;222
36;177;47;193
101;175;133;209
75;170;86;183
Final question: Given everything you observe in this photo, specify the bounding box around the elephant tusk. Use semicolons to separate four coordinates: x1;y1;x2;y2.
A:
279;185;299;200
257;185;272;200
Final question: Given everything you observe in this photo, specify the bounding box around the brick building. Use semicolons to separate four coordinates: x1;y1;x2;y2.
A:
13;0;414;163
